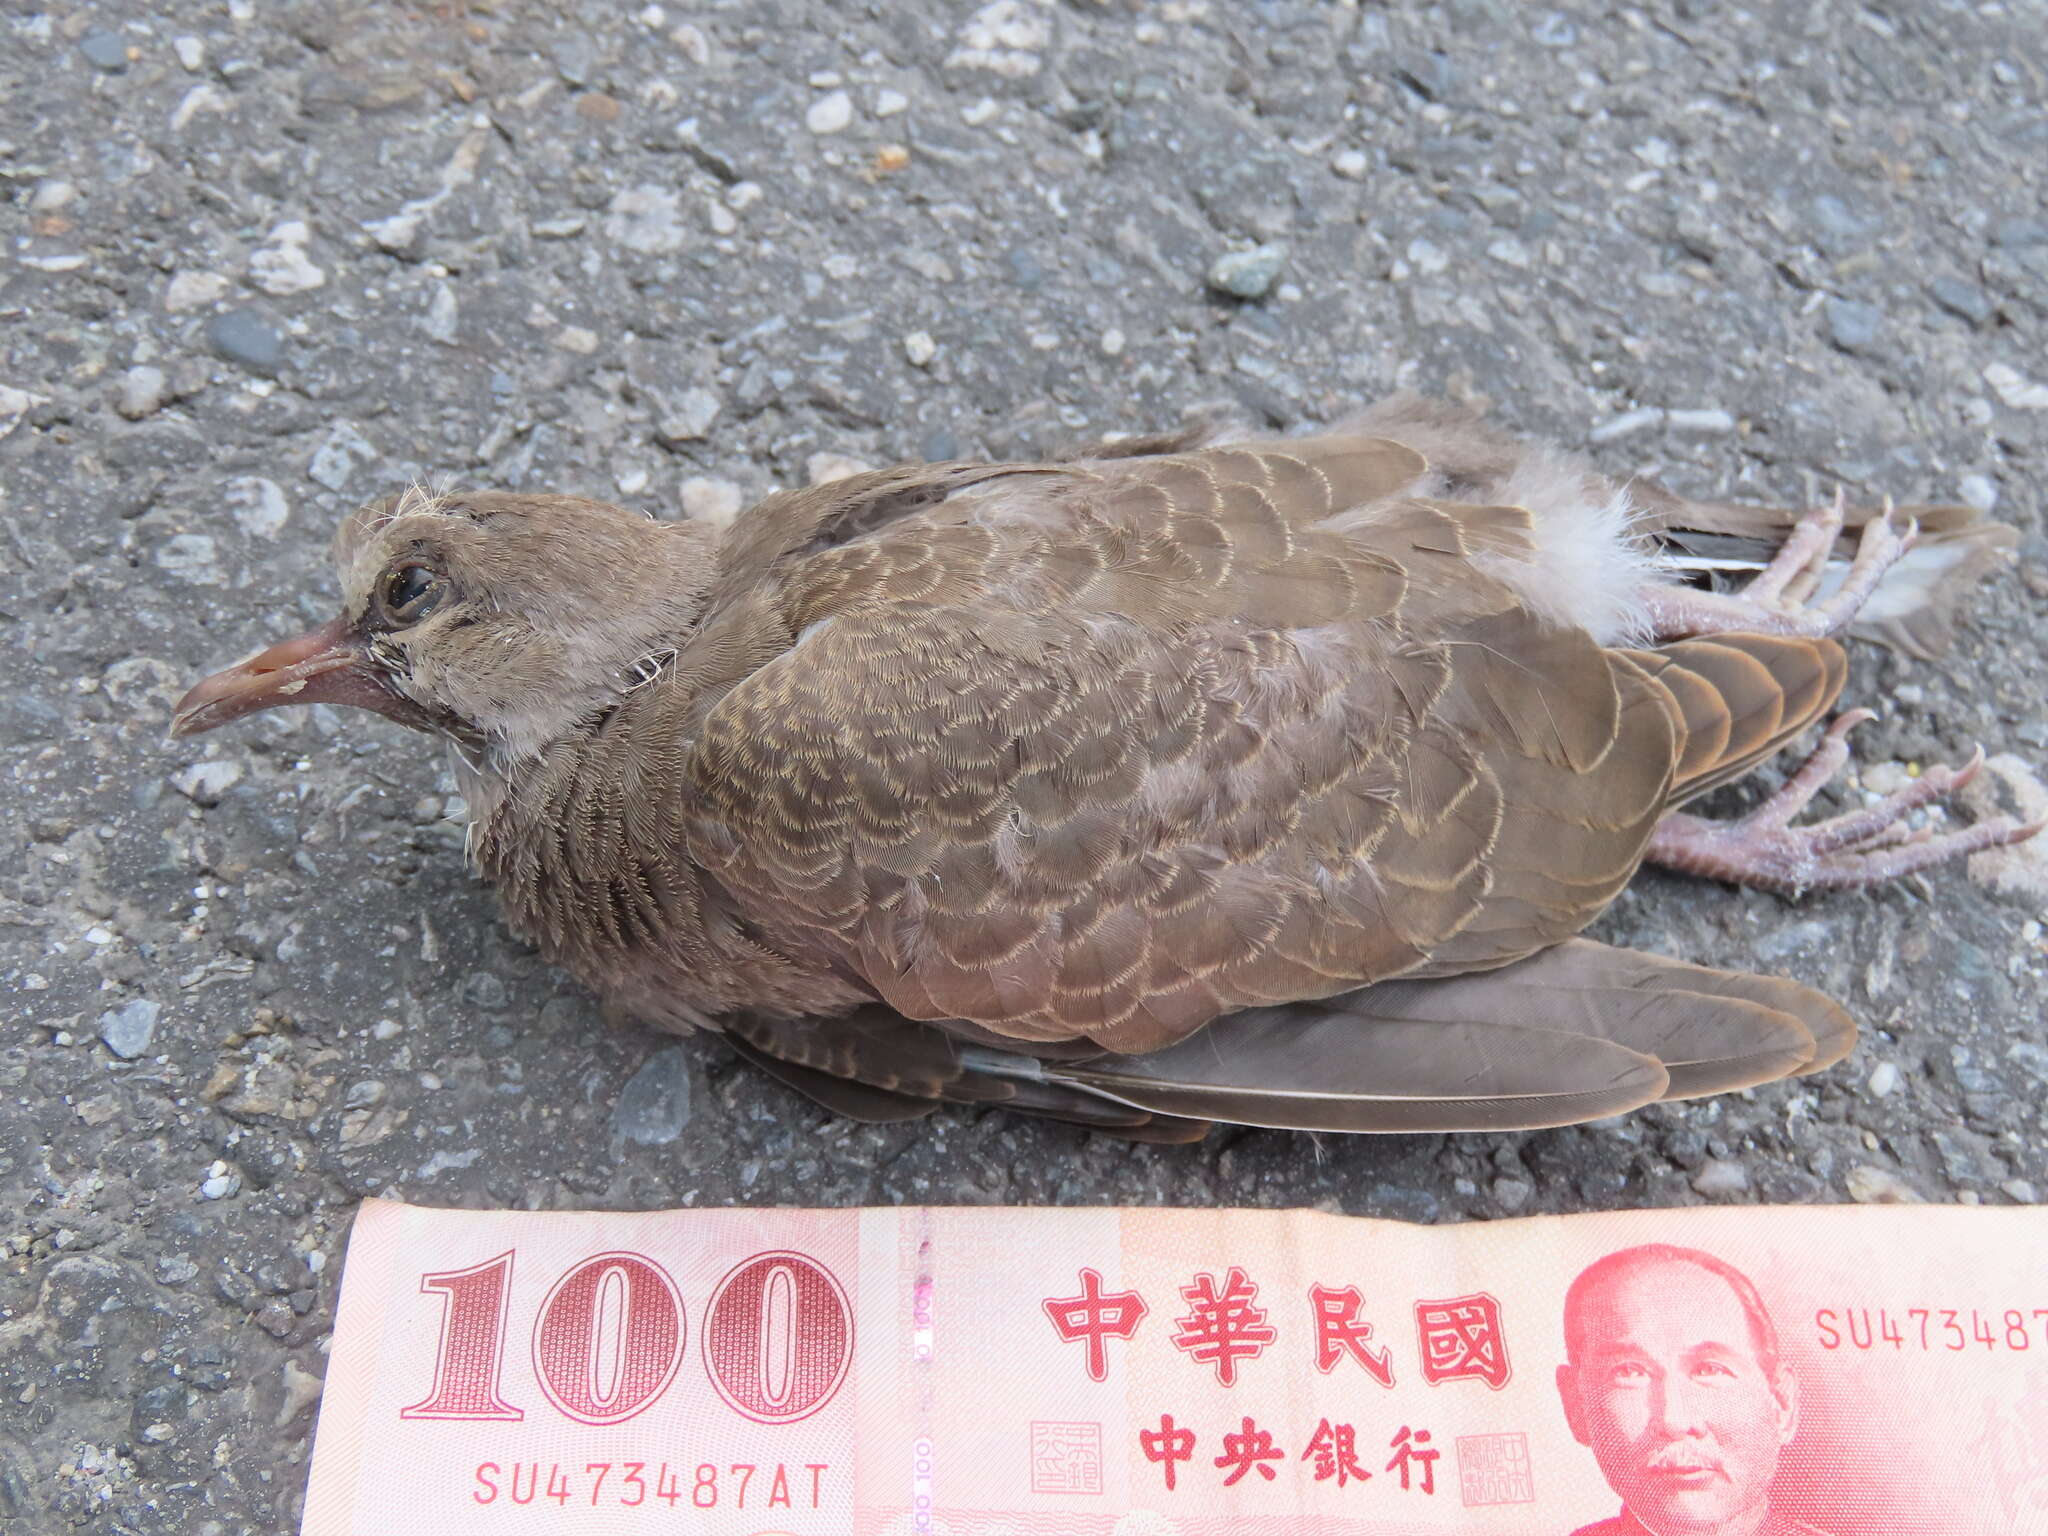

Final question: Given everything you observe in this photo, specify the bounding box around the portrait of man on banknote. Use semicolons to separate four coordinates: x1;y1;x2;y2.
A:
1554;1243;1831;1536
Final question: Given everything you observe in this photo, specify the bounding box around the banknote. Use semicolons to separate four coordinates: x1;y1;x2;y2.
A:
302;1199;2048;1535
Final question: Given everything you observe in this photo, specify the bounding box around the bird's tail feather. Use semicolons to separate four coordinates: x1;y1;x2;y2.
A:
968;939;1849;1135
1618;634;1847;804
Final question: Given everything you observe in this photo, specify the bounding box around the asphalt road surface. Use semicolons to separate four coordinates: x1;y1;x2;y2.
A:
3;2;2046;1529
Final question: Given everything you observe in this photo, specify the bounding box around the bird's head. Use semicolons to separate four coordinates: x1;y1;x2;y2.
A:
172;488;716;759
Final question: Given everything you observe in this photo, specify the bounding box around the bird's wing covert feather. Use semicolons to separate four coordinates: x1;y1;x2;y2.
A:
682;437;1685;1050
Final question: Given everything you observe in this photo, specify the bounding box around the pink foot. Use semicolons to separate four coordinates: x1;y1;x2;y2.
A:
1646;711;2046;893
1641;494;1919;642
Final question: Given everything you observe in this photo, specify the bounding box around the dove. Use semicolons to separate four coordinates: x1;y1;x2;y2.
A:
173;396;2042;1140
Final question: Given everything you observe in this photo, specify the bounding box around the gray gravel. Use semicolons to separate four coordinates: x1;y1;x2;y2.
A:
4;2;2047;1531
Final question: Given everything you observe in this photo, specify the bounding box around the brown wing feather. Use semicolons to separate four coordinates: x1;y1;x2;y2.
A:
715;933;1848;1137
1041;937;1844;1131
1619;635;1847;803
683;435;1701;1053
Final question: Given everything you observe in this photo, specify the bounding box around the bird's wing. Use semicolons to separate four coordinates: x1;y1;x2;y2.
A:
683;436;1691;1052
1017;936;1852;1133
719;935;1852;1137
721;1006;1212;1140
701;461;1064;616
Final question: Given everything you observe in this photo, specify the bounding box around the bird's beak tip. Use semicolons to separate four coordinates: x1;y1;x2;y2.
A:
171;615;367;737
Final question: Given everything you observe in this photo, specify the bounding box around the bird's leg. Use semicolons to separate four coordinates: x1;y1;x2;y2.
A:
1639;492;1919;641
1645;710;2045;893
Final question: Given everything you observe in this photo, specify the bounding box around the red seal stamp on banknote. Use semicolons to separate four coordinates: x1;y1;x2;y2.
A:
1456;1431;1536;1506
1028;1421;1103;1494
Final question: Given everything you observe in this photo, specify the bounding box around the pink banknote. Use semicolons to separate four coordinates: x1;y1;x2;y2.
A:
303;1199;2048;1534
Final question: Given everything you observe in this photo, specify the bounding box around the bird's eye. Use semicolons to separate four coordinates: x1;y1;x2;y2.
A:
380;564;444;624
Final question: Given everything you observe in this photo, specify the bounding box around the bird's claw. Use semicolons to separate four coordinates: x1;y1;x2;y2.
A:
1646;712;2044;893
1735;493;1920;637
1641;493;1920;642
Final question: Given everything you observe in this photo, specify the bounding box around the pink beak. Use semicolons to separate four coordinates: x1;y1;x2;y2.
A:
172;616;419;736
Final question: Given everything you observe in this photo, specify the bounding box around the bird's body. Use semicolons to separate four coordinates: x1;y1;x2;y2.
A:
174;397;2039;1139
